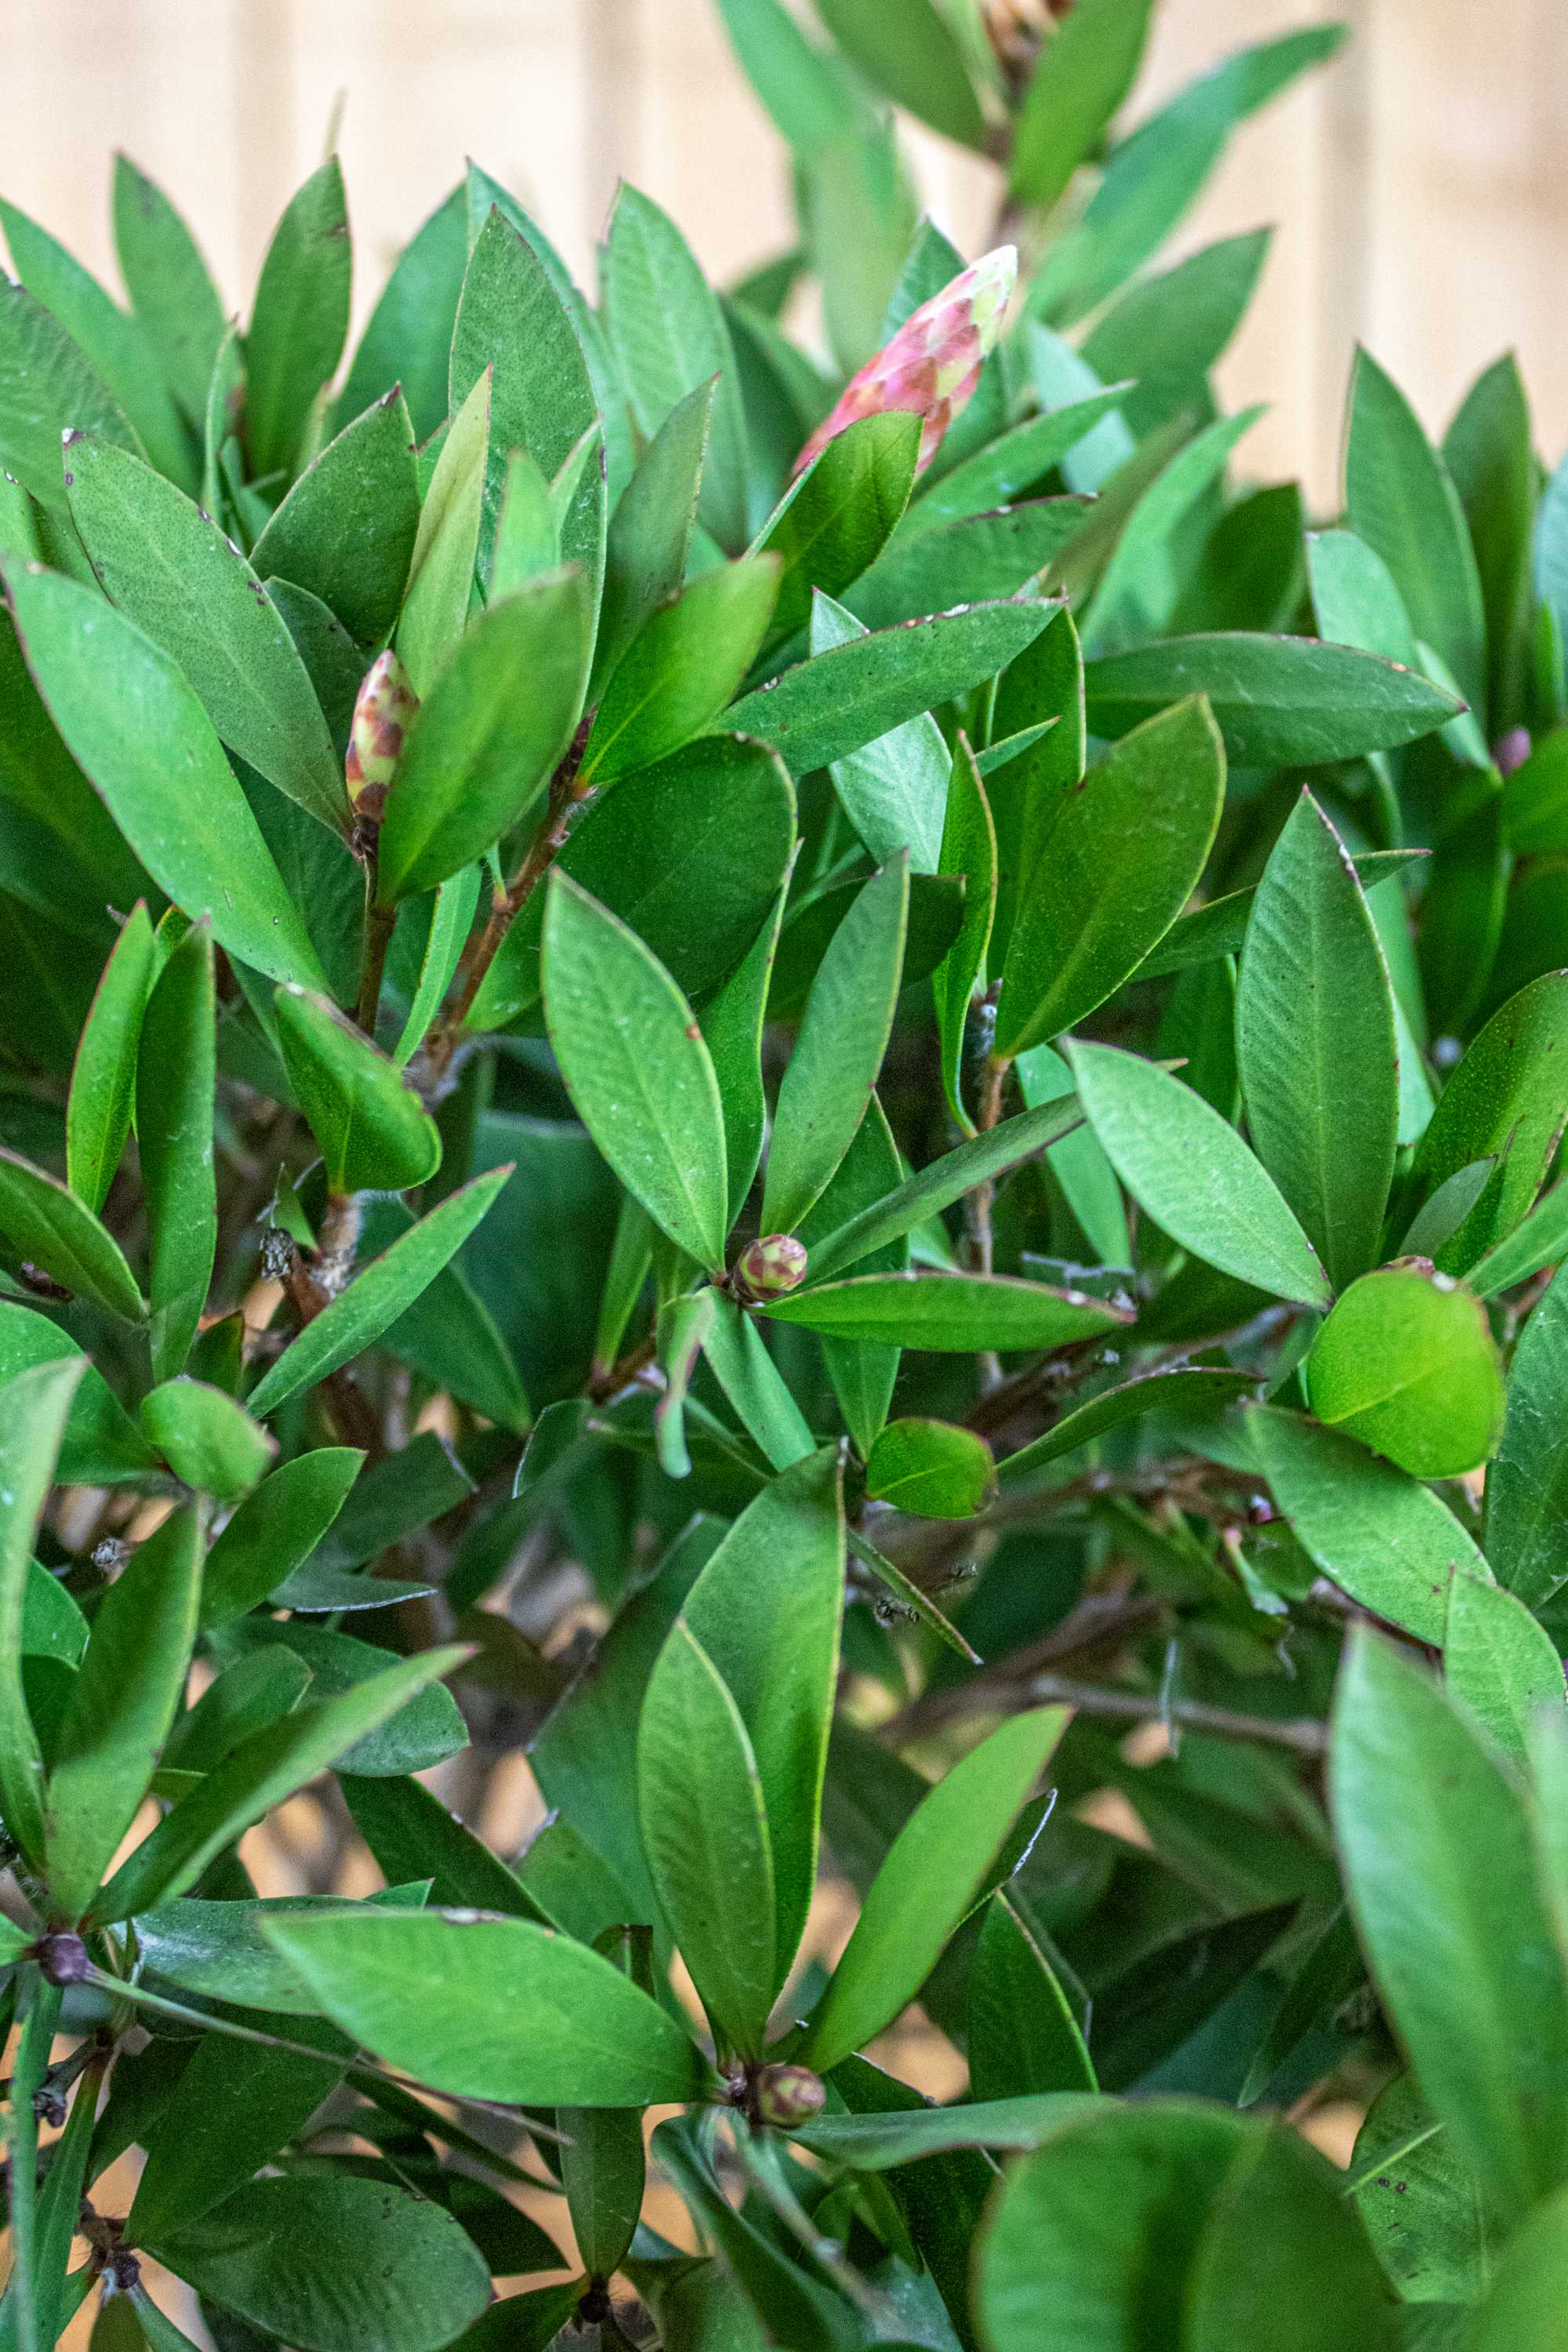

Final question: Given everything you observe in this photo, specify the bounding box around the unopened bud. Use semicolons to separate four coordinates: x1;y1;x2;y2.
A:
346;650;419;821
983;0;1073;85
793;247;1018;481
753;2063;827;2129
33;1930;92;1986
735;1235;809;1299
1494;725;1532;778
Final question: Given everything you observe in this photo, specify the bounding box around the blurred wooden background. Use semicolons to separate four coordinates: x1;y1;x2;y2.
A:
0;0;1565;501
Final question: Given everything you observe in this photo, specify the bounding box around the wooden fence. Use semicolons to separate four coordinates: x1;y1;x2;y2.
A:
1;1;1566;501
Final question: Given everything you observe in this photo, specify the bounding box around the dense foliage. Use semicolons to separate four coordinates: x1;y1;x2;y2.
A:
2;0;1568;2344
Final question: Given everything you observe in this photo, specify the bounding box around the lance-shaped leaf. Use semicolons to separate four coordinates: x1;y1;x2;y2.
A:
250;386;421;647
245;157;353;481
397;366;489;697
0;274;141;516
1009;0;1157;210
0;1358;83;1867
277;985;442;1193
762;855;908;1232
201;1448;364;1629
543;874;729;1272
335;184;469;442
0;1146;146;1323
934;734;996;1128
263;1908;708;2105
1083;633;1463;768
1067;1041;1331;1307
376;570;591;902
5;564;328;990
246;1167;511;1417
998;1367;1261;1487
808;590;951;874
138;922;216;1381
968;1892;1097;2098
140;1378;276;1503
996;695;1225;1058
752;410;920;650
764;1267;1131;1352
1305;1266;1504;1478
66;901;156;1215
0;1305;157;1484
1411;972;1568;1268
591;378;715;699
814;0;988;149
1236;789;1399;1292
1444;1572;1566;1773
45;1504;204;1922
1486;1269;1568;1608
804;1706;1067;2073
580;554;780;787
112;153;230;426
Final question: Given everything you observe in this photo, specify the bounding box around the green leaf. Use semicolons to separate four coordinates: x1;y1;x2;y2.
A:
602;186;752;552
65;434;349;836
93;1646;470;1926
0;1305;155;1484
580;555;780;787
245;158;353;481
850;500;1091;636
1016;1039;1131;1266
905;390;1131;533
393;866;482;1068
791;2091;1097;2166
753;411;920;650
263;1907;706;2104
996;695;1224;1057
679;1447;845;1978
220;1620;463;1777
933;735;996;1129
450;209;604;599
0;1358;82;1866
1346;347;1488;717
335;185;469;445
251;388;420;646
1081;230;1272;438
140;1377;275;1502
397;367;489;698
1305;1267;1504;1477
1083;409;1265;655
1444;1571;1565;1772
968;1892;1097;2097
277;985;442;1191
717;0;868;155
4;564;329;989
1486;1269;1568;1606
806;1093;1089;1280
1412;974;1568;1268
149;2174;490;2352
638;1621;777;2053
699;1292;814;1473
1462;2183;1568;2350
112;154;229;426
1011;0;1156;209
807;591;951;873
363;1197;531;1435
728;597;1057;774
0;1146;146;1323
542;873;729;1270
1333;1629;1568;2212
1349;2074;1503;2306
65;901;156;1215
996;1367;1261;1487
812;0;987;148
804;1708;1067;2072
1068;1041;1331;1306
1083;633;1462;768
865;1417;996;1519
200;1447;363;1629
0;274;140;518
592;379;715;699
245;1167;510;1417
762;856;909;1232
1134;849;1427;984
45;1504;203;1922
765;1268;1127;1351
701;884;790;1229
1501;726;1568;855
137;922;216;1381
1236;789;1399;1292
1248;1404;1487;1645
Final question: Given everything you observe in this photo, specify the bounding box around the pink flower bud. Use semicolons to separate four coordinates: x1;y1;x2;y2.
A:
346;650;419;821
753;2063;827;2128
793;246;1018;481
735;1235;809;1299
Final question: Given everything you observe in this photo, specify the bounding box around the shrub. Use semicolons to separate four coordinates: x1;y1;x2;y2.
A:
1;1;1566;2346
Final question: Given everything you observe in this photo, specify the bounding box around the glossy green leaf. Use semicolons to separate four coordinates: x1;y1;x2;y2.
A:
767;1266;1125;1351
200;1447;363;1629
997;1367;1260;1486
933;735;996;1129
137;921;216;1381
251;387;420;645
850;500;1091;635
1248;1404;1487;1645
1305;1266;1504;1477
1084;408;1265;655
362;1196;531;1435
1443;1571;1565;1772
1486;1269;1568;1606
814;0;986;147
0;1145;146;1323
1348;2072;1503;2306
753;411;919;649
996;695;1225;1057
1083;633;1462;768
65;901;155;1214
1412;973;1568;1268
397;365;489;697
591;378;715;699
906;390;1131;533
581;554;780;787
701;883;790;1229
804;1707;1066;2072
1463;2183;1568;2350
1236;789;1400;1291
264;1907;706;2104
45;1503;203;1922
378;570;592;902
111;154;229;426
762;855;908;1232
277;985;442;1192
245;1167;510;1417
334;184;469;444
1068;1041;1331;1306
0;1305;156;1484
638;1620;777;2053
1082;230;1271;438
1011;0;1156;209
866;1417;996;1518
1134;850;1426;984
1332;1630;1568;2212
4;563;328;989
0;274;141;517
140;1377;275;1501
543;873;728;1269
808;591;951;874
245;158;353;481
968;1891;1097;2098
699;1290;814;1472
728;597;1056;774
393;866;482;1067
0;1358;82;1865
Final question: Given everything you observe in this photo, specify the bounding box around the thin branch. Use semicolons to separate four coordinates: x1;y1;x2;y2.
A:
891;1674;1329;1759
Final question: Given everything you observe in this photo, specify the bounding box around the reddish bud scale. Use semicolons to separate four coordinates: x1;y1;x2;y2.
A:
735;1234;809;1299
793;247;1018;481
346;649;419;822
754;2063;827;2129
